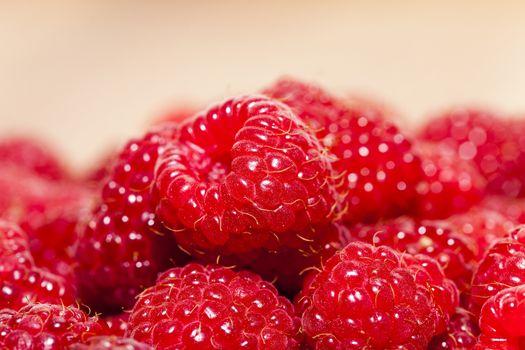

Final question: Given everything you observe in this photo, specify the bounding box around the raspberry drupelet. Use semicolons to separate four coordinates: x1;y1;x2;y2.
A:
69;336;152;350
155;95;341;257
0;303;108;349
76;124;186;313
295;241;459;350
428;308;479;350
264;77;422;224
127;263;301;349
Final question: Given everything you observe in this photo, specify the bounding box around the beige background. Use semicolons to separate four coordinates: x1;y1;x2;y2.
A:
1;1;524;171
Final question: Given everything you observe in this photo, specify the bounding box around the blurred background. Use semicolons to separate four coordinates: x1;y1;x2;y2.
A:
1;0;524;171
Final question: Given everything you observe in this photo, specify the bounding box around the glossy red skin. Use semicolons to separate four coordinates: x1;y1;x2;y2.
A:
428;308;479;350
0;220;75;310
264;78;422;224
469;225;525;317
103;313;130;337
0;137;68;181
76;124;187;314
420;108;525;198
0;303;108;349
127;263;301;350
351;217;477;292
476;285;525;350
414;142;486;219
295;241;459;350
155;95;340;256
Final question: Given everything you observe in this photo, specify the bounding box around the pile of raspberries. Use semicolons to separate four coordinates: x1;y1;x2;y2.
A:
1;77;525;349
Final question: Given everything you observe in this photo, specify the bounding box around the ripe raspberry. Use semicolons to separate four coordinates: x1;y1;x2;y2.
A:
469;225;525;317
127;263;300;349
447;207;515;260
155;95;340;256
295;241;459;349
414;142;486;219
104;313;130;336
476;285;525;350
428;308;478;350
0;165;93;281
70;336;152;350
351;217;477;291
0;137;68;181
264;78;422;223
420;108;525;197
0;303;108;349
76;124;185;313
0;221;75;310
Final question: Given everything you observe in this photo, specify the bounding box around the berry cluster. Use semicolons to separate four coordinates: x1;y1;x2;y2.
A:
1;78;525;349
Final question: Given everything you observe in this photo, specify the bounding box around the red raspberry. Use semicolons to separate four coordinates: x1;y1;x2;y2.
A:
76;124;186;313
104;313;130;336
469;225;525;317
414;142;486;219
0;221;75;310
420;108;525;197
264;78;422;223
155;95;340;256
0;303;108;349
351;217;477;291
0;137;68;181
70;336;152;350
0;165;93;280
428;308;479;350
447;207;515;260
295;241;459;350
127;263;301;349
476;285;525;350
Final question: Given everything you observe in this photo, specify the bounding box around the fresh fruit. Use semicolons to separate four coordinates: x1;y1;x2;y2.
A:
351;217;477;291
427;308;478;349
104;313;130;336
69;336;152;350
476;285;525;350
414;142;486;219
264;77;422;223
447;207;515;259
76;124;185;313
469;225;525;317
420;108;525;197
127;263;300;349
0;137;68;181
0;303;108;349
295;241;458;349
0;220;75;310
155;95;340;257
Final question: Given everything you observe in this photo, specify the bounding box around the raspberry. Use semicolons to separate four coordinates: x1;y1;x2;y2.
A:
127;263;300;349
295;241;459;349
414;142;486;219
420;108;525;197
0;165;93;280
447;207;515;260
477;285;525;350
155;95;340;256
104;313;130;336
0;303;108;349
0;220;75;310
76;124;186;313
469;225;525;317
0;137;68;181
264;78;422;223
482;196;525;224
351;217;477;291
70;336;152;350
428;308;479;350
